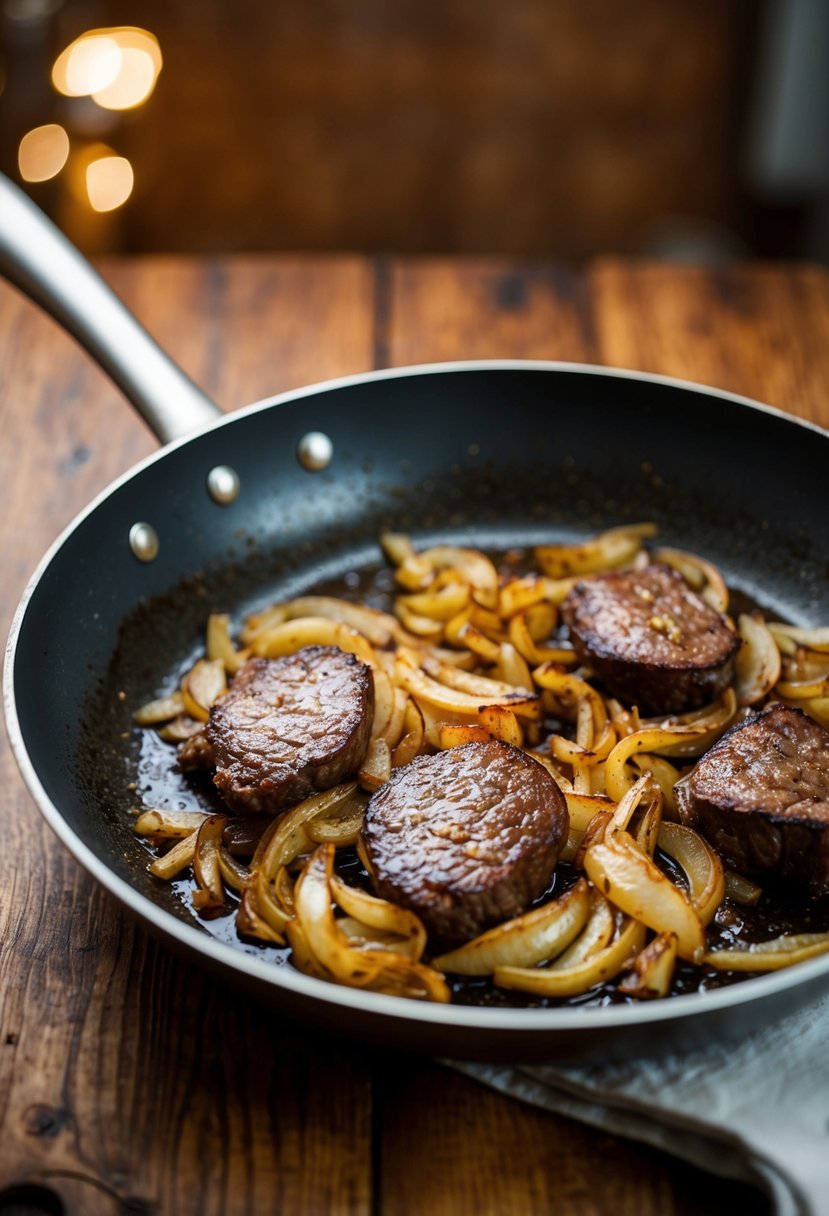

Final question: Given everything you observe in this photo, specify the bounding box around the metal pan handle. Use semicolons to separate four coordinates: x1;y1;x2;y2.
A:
0;172;222;445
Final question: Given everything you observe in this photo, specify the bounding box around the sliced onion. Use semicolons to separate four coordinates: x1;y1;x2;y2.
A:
657;821;725;925
724;871;763;906
552;891;616;965
416;545;499;609
495;642;534;691
509;613;577;666
499;576;569;617
391;699;427;767
418;652;522;700
433;879;591;975
133;691;185;726
181;658;228;722
534;523;657;579
478;704;523;746
249;617;378;668
293;845;450;1000
768;624;829;654
604;723;723;802
148;830;198;880
217;846;250;893
370;666;396;741
583;830;705;962
394;601;444;638
703;933;829;971
438;722;491;748
134;808;208;840
395;651;541;720
305;801;367;846
206;613;248;674
494;915;646;997
158;715;203;742
618;931;678;999
359;737;392;791
330;875;427;961
735;613;781;705
399;582;471;621
192;817;227;914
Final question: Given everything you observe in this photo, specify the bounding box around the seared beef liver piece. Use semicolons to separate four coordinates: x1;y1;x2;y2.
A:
675;704;829;896
362;739;568;950
561;563;740;714
185;646;373;815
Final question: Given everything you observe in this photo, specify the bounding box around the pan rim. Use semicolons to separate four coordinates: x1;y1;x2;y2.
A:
6;357;829;1036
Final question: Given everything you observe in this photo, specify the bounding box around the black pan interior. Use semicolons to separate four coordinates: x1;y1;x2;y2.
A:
12;367;829;938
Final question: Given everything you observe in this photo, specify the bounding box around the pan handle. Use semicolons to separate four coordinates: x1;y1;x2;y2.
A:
0;173;222;445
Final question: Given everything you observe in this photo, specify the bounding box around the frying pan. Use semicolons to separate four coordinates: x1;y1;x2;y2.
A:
3;174;829;1062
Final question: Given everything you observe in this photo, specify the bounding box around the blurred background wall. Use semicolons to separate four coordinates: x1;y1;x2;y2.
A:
1;0;827;261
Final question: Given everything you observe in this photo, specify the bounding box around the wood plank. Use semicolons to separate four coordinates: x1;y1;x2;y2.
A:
376;1062;768;1216
379;258;595;366
0;257;375;1215
591;260;829;426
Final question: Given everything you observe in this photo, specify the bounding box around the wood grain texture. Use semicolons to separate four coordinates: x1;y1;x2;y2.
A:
4;255;825;1215
0;259;376;1215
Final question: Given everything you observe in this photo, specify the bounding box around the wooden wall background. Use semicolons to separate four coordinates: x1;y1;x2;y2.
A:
1;1;777;258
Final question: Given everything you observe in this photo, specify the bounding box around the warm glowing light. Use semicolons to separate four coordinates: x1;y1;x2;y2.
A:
86;156;134;211
18;124;70;182
53;35;122;97
93;47;156;110
52;27;161;107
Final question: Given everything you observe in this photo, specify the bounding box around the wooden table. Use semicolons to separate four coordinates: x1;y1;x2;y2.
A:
3;255;828;1215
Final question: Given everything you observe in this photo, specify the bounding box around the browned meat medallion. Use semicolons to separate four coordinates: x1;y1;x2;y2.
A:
561;563;740;714
362;740;569;949
675;704;829;896
179;646;374;815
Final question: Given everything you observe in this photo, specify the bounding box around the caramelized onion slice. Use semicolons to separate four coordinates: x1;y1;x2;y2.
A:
657;822;725;925
330;875;427;961
494;916;646;998
618;931;678;999
724;871;763;906
133;691;185;726
534;523;657;579
583;830;705;962
416;545;500;609
135;808;208;840
181;658;228;722
433;879;592;975
768;624;829;654
359;737;392;791
148;830;198;880
206;613;248;674
395;651;541;720
249;617;378;668
735;613;781;705
293;846;450;1001
604;723;723;803
703;933;829;971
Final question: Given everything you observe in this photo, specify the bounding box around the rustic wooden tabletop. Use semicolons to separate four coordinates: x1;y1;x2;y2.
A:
3;256;828;1215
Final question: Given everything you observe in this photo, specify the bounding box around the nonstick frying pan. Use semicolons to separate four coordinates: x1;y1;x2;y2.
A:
4;174;829;1062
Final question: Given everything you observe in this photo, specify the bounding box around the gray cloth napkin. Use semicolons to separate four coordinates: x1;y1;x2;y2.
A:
451;993;829;1216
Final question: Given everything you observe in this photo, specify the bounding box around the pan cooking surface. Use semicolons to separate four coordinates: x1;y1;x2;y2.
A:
99;550;829;1009
9;366;829;1054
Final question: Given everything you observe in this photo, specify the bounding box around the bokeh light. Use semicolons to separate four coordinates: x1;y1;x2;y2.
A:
86;155;134;211
18;124;70;181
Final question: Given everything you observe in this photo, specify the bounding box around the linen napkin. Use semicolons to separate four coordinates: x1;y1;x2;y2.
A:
452;992;829;1216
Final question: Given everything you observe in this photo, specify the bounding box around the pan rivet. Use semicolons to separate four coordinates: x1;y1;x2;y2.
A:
297;431;333;471
207;465;240;505
129;522;159;562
